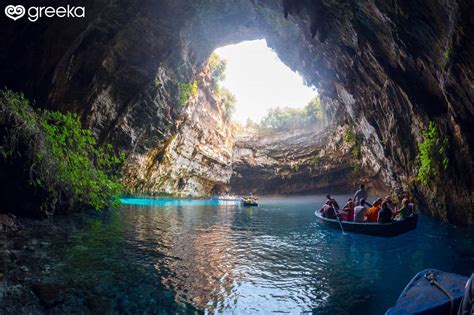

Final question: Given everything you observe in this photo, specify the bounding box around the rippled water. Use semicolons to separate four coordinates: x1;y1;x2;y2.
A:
8;195;474;314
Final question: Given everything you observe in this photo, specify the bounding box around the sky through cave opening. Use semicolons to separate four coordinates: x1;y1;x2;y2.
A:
213;39;318;126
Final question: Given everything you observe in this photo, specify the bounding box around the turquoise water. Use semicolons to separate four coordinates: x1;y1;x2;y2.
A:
120;197;220;206
10;195;474;314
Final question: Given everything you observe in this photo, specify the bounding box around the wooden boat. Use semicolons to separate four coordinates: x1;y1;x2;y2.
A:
386;269;469;315
314;212;418;237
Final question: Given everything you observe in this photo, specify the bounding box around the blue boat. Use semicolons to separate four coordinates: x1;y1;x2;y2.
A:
386;269;469;315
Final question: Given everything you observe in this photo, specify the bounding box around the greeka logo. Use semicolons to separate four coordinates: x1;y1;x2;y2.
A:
4;4;85;22
4;5;25;20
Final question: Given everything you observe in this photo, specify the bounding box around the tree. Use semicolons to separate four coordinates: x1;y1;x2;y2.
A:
257;96;325;132
208;53;227;91
246;118;259;129
208;53;236;120
305;96;326;125
217;87;236;120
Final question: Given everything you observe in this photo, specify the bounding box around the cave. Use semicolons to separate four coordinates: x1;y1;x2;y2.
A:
1;0;473;224
1;1;474;313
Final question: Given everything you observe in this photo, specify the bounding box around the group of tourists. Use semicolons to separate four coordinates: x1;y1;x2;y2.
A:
319;184;415;224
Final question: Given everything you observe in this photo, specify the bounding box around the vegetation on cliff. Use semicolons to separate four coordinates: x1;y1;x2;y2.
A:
208;53;235;119
179;81;198;106
417;121;449;187
343;127;363;159
246;96;325;131
0;90;124;215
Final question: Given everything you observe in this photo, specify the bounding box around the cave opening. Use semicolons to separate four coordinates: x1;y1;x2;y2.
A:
212;39;319;126
195;39;345;197
128;5;367;198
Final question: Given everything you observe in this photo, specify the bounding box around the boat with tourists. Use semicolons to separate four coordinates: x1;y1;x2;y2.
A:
316;189;419;237
314;211;418;237
386;269;472;314
241;196;258;207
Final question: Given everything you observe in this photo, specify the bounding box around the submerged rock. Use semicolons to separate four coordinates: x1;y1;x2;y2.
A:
0;214;20;232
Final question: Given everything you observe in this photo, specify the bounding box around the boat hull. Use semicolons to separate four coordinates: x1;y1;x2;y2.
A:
386;269;468;315
241;202;258;207
314;212;418;237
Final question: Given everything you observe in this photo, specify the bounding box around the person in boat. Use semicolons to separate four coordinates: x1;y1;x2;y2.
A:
325;194;340;211
378;201;393;223
353;184;369;206
354;198;369;222
243;193;257;202
384;195;396;216
394;198;415;220
395;198;409;220
366;198;382;222
342;198;355;221
319;200;337;219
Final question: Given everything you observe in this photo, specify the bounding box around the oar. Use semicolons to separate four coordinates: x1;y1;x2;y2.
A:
334;208;346;235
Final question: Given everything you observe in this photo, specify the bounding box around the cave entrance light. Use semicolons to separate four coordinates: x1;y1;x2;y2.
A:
213;39;318;126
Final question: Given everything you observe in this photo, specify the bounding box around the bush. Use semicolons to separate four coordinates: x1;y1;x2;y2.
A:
216;87;236;120
208;53;227;91
417;121;449;186
344;127;362;158
0;90;124;214
179;81;198;106
207;53;236;120
257;96;325;131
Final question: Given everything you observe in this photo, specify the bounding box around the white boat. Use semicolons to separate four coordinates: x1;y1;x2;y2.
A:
212;195;241;202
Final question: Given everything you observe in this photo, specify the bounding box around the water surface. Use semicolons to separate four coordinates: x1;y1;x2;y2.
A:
6;195;474;314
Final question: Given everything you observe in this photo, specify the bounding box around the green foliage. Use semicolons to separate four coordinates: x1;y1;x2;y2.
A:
154;78;162;87
216;87;236;120
291;162;300;172
443;49;450;60
0;90;124;213
417;121;449;186
207;53;236;120
441;49;450;71
257;96;325;131
306;97;326;125
245;118;259;129
344;127;362;158
208;53;227;91
308;155;321;167
179;81;198;106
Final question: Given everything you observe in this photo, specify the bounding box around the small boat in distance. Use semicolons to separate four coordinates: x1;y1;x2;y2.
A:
386;269;470;314
241;197;258;207
314;212;418;237
212;195;241;202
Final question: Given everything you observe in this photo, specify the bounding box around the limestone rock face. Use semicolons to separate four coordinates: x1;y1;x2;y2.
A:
230;125;387;196
122;65;235;197
0;0;472;223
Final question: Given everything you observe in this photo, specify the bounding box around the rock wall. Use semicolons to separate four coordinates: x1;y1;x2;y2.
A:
122;66;235;197
0;0;472;223
230;125;387;196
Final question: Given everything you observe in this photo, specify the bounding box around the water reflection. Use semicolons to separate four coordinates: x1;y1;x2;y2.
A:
23;196;474;314
117;196;473;313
